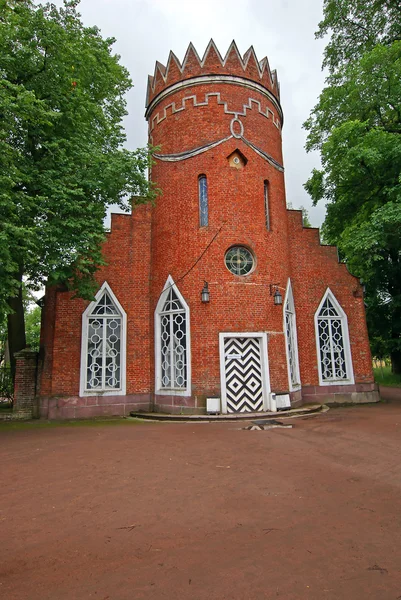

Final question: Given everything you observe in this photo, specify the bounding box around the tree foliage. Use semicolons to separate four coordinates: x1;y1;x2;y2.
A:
304;0;401;372
25;304;41;352
316;0;401;73
0;0;156;375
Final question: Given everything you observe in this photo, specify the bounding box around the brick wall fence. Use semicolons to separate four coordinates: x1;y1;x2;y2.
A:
1;349;39;420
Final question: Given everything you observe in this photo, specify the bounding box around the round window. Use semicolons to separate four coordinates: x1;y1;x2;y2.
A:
225;246;255;276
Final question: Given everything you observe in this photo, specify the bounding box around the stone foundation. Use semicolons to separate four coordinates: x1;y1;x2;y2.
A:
0;410;34;422
153;394;206;415
301;383;380;405
289;389;303;408
35;383;380;420
39;393;152;420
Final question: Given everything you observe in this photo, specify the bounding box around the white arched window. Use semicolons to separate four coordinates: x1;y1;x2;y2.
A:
80;282;126;396
315;289;354;385
155;276;191;396
283;280;301;390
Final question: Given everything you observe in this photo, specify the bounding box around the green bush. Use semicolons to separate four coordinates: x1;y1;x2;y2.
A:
373;365;401;388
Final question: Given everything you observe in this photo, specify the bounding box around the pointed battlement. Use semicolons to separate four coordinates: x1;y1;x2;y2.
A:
146;40;280;108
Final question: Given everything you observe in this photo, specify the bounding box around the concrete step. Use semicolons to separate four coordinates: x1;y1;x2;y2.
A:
129;403;325;422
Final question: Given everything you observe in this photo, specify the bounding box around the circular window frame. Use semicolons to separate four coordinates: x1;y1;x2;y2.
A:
224;245;256;277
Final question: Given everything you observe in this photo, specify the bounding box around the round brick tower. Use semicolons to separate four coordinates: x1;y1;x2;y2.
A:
146;41;293;413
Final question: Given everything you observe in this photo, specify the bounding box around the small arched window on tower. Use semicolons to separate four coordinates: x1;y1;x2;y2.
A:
264;180;270;230
199;174;208;227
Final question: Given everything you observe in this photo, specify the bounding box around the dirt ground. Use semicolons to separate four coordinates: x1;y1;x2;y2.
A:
1;396;401;600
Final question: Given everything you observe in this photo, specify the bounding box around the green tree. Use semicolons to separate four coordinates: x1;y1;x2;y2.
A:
304;0;401;373
299;205;312;228
25;304;41;352
0;0;156;377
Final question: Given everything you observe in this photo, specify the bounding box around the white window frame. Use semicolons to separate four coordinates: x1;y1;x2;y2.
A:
314;288;354;386
283;279;301;391
79;281;127;397
155;275;191;397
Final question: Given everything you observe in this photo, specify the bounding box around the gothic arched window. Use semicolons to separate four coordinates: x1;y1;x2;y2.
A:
80;282;126;396
283;280;301;389
315;289;354;385
155;276;191;395
199;174;208;227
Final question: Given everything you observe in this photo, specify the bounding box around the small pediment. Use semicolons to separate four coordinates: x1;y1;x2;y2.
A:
227;149;248;169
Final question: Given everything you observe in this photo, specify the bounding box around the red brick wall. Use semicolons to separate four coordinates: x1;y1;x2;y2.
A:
39;206;153;405
14;349;38;417
37;44;377;417
287;210;374;386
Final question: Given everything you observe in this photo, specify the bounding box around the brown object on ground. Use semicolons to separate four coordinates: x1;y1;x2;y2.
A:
1;394;401;600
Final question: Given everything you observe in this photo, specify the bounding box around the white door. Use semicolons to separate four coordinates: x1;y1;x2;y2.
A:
219;333;271;413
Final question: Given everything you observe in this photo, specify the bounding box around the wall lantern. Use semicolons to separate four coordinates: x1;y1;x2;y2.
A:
270;283;283;306
201;281;210;303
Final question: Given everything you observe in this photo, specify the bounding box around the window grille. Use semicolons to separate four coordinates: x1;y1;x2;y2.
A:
199;175;208;227
160;287;187;389
317;296;348;381
284;285;300;387
225;246;255;276
85;290;122;391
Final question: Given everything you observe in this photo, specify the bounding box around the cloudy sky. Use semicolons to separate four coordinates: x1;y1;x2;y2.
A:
58;0;328;226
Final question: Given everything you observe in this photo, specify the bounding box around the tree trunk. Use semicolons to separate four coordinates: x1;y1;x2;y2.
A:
391;349;401;375
7;269;26;381
389;250;401;375
390;305;401;375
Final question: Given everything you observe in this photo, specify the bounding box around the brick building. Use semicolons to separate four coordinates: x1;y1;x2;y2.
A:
37;41;378;419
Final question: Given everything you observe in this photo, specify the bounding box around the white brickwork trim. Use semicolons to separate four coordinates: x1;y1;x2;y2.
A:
147;85;282;133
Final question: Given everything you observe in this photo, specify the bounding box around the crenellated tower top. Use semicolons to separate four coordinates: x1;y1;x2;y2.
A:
145;40;280;113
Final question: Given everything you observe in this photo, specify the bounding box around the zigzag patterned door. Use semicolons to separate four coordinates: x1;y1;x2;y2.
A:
223;337;264;413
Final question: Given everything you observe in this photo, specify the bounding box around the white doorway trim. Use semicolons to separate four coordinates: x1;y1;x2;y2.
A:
219;332;272;414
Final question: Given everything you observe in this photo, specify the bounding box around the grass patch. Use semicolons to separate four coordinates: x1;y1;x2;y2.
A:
373;365;401;388
0;417;149;433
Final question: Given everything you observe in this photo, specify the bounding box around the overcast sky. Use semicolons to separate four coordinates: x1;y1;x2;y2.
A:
57;0;328;226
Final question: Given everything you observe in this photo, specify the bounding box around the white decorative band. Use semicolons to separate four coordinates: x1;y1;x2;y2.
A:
146;74;282;118
230;117;244;138
153;136;233;162
146;79;282;132
241;137;284;172
153;134;284;172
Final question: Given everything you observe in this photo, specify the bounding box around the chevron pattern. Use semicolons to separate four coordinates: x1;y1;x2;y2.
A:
224;337;264;413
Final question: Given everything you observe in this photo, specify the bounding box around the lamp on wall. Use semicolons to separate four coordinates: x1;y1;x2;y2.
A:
270;283;283;306
201;281;210;303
